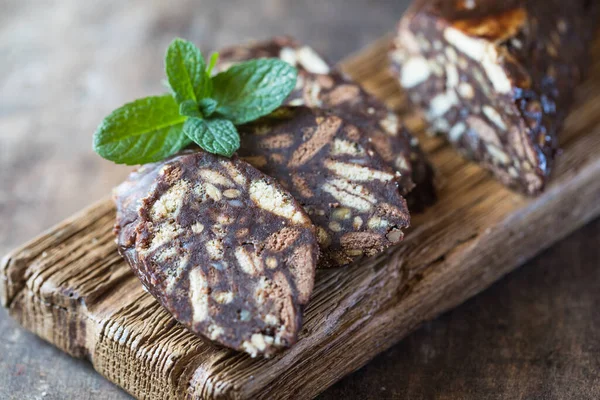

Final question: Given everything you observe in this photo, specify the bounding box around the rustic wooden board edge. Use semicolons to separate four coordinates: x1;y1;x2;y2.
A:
2;35;600;400
1;198;113;308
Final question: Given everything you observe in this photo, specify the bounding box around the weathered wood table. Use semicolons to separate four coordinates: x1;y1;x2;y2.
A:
1;1;598;399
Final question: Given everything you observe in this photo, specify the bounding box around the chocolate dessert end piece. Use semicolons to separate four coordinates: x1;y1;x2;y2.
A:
390;0;598;194
113;152;319;357
219;37;437;211
238;106;411;268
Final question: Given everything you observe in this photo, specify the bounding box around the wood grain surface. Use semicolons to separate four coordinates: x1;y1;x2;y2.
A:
321;217;600;400
1;1;599;399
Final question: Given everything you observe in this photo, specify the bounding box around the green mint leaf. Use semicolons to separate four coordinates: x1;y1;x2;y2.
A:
183;117;240;157
179;99;203;118
207;52;219;76
93;94;189;165
198;98;218;117
165;38;210;104
211;58;298;124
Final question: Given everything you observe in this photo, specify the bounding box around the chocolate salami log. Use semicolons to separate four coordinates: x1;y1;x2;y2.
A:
390;0;599;194
219;37;436;211
237;106;411;268
113;151;319;357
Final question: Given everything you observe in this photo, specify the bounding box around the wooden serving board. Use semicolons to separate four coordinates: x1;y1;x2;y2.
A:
2;36;600;400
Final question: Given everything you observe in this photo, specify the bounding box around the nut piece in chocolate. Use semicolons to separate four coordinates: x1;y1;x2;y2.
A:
238;106;411;268
390;0;598;194
219;37;436;211
113;151;319;357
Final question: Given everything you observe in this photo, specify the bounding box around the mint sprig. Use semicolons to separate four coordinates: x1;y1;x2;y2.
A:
184;118;240;157
212;59;298;125
93;95;190;165
166;39;210;103
93;38;297;164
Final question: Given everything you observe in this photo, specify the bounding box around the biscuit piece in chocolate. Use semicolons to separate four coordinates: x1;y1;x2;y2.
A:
219;37;436;210
113;151;319;357
238;106;411;268
390;0;598;194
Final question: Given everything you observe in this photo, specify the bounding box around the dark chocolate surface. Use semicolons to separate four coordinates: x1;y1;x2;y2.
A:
391;0;598;194
237;106;411;268
113;151;319;357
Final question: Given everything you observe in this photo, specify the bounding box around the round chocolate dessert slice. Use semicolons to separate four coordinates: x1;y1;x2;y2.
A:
390;0;598;194
218;37;437;211
113;151;319;357
238;106;411;268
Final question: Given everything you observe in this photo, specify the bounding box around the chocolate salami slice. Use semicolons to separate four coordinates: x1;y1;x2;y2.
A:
237;106;411;268
219;37;436;211
113;151;319;357
390;0;598;194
